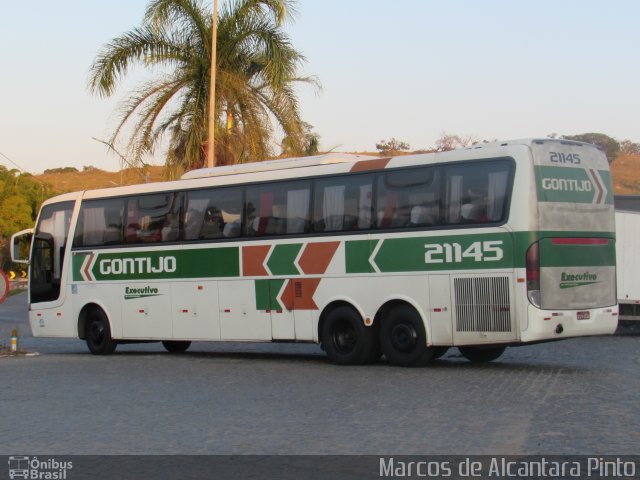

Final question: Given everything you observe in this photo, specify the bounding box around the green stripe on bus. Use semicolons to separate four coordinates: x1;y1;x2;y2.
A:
538;239;616;268
73;247;239;281
266;243;303;275
345;240;377;273
373;233;515;272
254;279;285;310
535;166;613;205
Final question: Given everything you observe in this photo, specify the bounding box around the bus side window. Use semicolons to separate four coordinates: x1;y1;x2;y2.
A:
377;167;439;229
126;193;182;244
314;174;373;232
246;181;310;237
444;163;510;225
185;187;242;240
73;198;124;248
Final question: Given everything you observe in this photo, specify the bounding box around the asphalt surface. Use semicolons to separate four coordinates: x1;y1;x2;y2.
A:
1;292;639;455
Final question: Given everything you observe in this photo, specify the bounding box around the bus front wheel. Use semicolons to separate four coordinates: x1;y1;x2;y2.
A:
380;305;435;367
321;306;379;365
85;308;117;355
459;346;506;362
162;341;191;353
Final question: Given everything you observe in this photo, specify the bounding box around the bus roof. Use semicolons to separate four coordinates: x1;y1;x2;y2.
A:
39;138;600;207
180;153;379;179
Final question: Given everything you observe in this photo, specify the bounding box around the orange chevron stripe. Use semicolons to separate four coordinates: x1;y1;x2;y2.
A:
242;245;271;276
280;278;321;310
350;157;391;172
298;241;340;275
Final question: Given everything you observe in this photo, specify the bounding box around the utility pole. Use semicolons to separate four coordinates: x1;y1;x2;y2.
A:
207;0;219;168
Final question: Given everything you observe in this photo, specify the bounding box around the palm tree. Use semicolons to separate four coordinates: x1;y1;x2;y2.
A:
89;0;316;176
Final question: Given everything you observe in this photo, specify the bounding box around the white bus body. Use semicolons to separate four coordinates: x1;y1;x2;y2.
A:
614;196;640;321
12;139;618;365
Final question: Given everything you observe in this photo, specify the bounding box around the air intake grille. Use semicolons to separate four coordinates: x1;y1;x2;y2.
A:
454;276;511;332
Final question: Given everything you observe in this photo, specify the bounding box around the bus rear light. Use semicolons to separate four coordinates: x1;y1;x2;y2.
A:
551;237;609;245
526;241;541;307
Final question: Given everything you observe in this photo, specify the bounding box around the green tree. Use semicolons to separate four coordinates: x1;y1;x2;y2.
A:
0;195;32;238
281;122;320;156
562;133;620;164
0;167;52;270
376;138;410;155
89;0;316;176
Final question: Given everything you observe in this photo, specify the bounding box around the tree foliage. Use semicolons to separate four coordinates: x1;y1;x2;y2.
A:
89;0;317;175
561;133;620;164
620;139;640;155
0;167;53;270
434;132;478;152
281;122;319;156
376;138;410;155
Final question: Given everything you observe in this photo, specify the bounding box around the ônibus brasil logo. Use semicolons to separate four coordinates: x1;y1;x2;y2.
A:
560;271;599;289
8;456;72;479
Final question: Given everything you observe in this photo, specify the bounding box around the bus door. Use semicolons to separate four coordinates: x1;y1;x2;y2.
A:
10;201;75;336
28;201;75;305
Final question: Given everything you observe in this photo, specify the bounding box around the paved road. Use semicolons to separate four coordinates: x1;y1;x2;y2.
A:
1;293;638;455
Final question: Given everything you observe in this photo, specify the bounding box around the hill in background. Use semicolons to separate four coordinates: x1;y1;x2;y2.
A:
38;166;165;194
37;154;640;196
610;154;640;194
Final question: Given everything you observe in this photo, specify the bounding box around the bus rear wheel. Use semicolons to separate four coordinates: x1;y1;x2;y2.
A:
380;305;435;367
85;308;117;355
321;306;378;365
162;341;191;353
459;346;506;362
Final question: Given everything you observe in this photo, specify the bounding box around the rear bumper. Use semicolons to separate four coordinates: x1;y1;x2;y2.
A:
521;304;618;343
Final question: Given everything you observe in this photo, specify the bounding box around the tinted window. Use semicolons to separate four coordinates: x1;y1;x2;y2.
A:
125;193;183;244
443;161;511;225
376;167;440;229
185;187;243;240
246;181;311;236
74;198;125;247
313;174;373;232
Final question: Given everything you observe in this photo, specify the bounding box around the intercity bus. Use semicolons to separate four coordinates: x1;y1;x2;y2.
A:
11;138;618;366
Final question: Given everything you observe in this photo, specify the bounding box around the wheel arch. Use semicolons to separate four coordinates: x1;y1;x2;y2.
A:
77;301;112;340
375;296;431;344
317;299;368;345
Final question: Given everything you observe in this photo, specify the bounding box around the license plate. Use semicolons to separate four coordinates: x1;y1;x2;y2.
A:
577;311;590;320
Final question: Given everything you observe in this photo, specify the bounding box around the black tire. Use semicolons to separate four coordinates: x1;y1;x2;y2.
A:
85;308;117;355
432;347;449;360
380;305;435;367
459;346;506;363
321;306;378;365
162;340;192;353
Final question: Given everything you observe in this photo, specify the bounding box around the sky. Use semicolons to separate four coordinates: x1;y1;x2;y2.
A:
1;0;639;174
